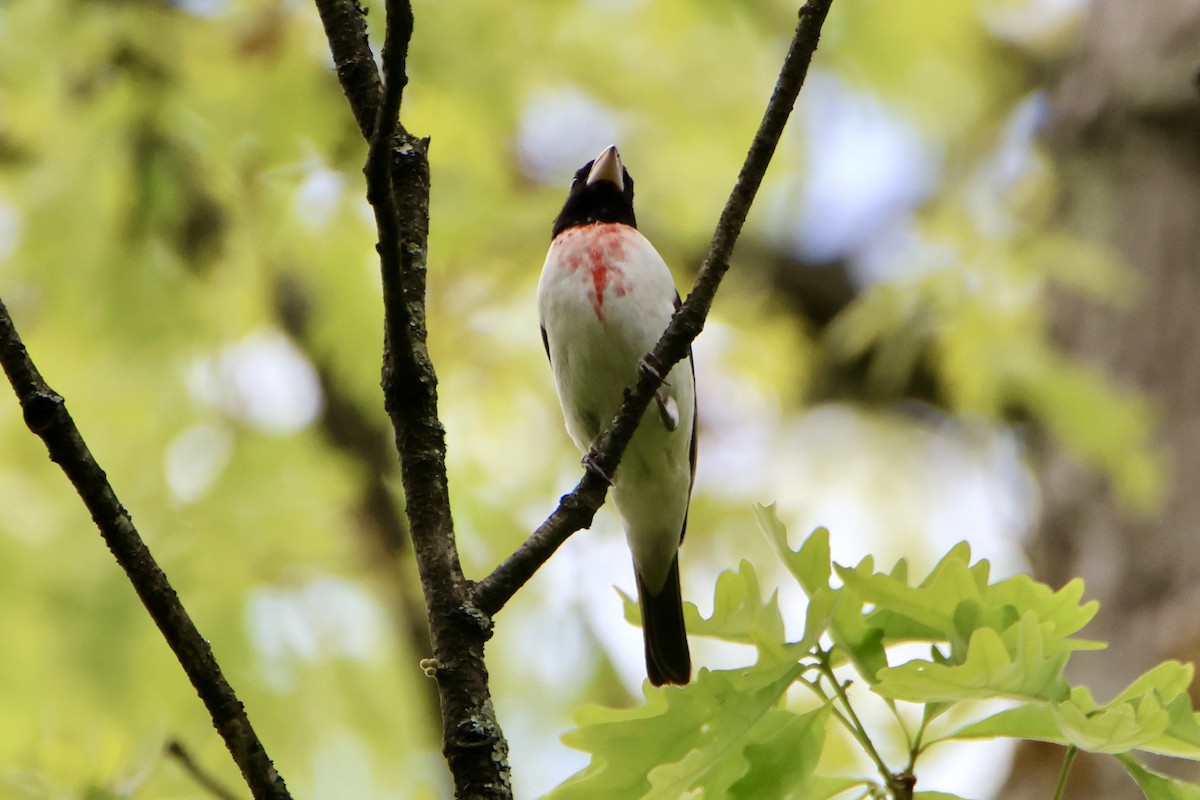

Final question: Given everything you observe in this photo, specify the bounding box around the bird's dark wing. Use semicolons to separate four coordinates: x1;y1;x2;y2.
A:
540;325;551;364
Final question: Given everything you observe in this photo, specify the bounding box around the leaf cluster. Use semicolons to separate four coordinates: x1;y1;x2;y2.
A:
550;506;1200;799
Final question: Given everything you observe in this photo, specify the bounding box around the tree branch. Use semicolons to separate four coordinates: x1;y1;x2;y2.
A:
0;298;291;800
317;0;512;795
472;0;836;617
315;0;832;792
165;739;240;800
312;0;382;139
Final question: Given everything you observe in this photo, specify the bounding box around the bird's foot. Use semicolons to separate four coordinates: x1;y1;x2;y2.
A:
581;450;614;486
638;357;669;386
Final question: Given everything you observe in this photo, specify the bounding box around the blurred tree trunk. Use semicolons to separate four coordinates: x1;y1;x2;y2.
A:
1003;1;1200;797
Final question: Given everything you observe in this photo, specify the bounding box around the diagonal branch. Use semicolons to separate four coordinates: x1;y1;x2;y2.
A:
472;0;836;618
0;298;292;800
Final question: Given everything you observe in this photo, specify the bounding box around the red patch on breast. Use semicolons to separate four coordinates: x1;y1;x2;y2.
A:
553;224;634;322
561;223;629;322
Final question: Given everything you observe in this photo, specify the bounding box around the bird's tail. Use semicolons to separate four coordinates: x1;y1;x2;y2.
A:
636;555;691;686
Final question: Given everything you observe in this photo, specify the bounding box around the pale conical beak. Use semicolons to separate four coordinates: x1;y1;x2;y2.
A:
586;145;624;190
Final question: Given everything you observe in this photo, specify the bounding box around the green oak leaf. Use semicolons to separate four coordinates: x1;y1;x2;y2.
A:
982;574;1101;648
679;560;787;652
947;664;1200;760
755;504;830;597
834;546;983;641
946;701;1067;746
1117;754;1200;800
1051;692;1170;754
875;613;1069;703
828;583;888;684
1110;662;1194;706
796;585;838;653
548;660;808;799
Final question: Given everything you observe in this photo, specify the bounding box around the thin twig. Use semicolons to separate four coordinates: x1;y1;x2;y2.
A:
884;698;914;753
365;0;415;366
472;0;836;618
795;675;864;749
0;299;290;800
165;739;240;800
1052;746;1078;800
823;669;895;791
816;653;914;800
902;710;931;778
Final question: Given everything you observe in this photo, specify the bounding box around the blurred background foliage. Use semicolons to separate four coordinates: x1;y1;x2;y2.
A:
0;0;1186;797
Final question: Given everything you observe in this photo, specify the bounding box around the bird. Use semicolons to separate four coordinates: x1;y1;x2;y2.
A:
537;144;696;686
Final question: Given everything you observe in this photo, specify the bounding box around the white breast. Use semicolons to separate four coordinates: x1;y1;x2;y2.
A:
537;223;680;449
537;222;696;591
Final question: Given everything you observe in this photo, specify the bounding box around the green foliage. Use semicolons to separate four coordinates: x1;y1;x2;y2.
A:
0;0;1171;796
551;665;824;800
1118;755;1200;800
952;661;1200;760
552;506;1200;798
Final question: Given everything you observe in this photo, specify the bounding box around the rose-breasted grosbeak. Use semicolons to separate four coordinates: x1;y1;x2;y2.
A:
538;145;696;686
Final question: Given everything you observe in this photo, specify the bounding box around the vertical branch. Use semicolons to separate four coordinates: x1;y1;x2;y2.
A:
0;298;291;800
316;0;512;795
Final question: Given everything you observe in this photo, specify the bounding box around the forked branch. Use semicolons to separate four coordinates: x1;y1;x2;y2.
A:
314;0;835;795
317;0;511;795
